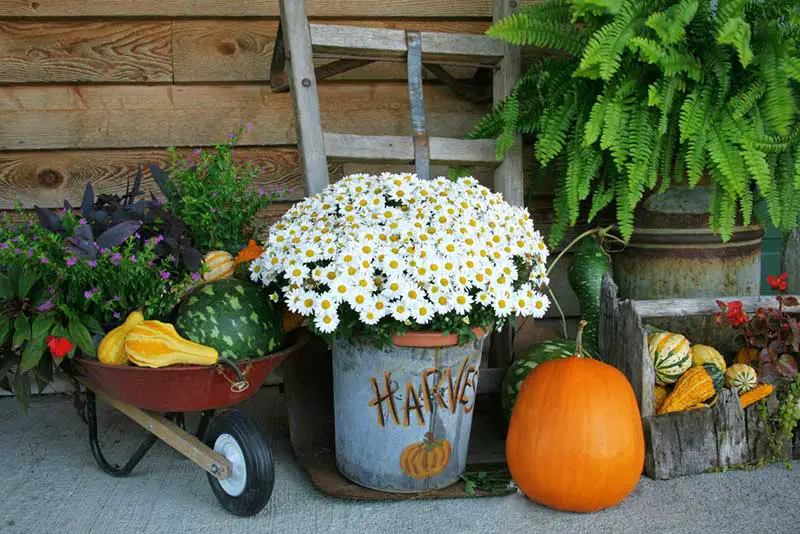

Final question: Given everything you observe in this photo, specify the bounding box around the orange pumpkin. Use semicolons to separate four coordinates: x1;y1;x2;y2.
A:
736;347;759;365
506;321;644;513
399;432;451;480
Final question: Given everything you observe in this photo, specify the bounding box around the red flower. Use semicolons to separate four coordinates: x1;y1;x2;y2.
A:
767;272;788;292
725;300;749;327
46;336;74;359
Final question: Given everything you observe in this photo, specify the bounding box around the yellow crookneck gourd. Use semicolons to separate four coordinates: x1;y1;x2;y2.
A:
98;311;146;365
657;363;725;415
739;383;774;409
125;320;219;368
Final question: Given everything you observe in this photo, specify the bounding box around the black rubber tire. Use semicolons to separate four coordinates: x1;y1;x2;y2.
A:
203;409;275;517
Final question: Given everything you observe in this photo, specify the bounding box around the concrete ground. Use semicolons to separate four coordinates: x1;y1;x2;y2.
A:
2;389;799;534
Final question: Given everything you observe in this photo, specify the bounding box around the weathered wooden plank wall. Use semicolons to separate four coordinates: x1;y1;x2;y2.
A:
0;0;581;323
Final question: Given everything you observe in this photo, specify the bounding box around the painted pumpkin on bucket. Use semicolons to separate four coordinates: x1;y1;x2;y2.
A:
399;432;451;480
506;321;644;512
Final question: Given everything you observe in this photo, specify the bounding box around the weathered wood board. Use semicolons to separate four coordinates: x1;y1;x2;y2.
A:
0;148;344;208
600;273;800;479
0;21;172;83
172;20;486;83
0;83;486;151
0;0;505;18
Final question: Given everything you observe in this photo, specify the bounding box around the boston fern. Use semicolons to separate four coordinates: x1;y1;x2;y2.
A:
473;0;800;246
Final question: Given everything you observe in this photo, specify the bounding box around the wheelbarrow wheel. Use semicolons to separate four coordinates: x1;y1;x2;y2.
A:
203;409;274;517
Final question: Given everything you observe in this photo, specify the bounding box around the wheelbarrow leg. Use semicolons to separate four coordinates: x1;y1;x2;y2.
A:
86;390;159;477
195;410;215;439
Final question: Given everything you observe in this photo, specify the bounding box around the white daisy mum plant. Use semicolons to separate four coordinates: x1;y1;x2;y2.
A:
250;173;550;346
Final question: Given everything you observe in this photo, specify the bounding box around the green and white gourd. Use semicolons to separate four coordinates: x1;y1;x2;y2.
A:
725;363;758;394
175;278;283;360
567;235;612;353
648;331;692;386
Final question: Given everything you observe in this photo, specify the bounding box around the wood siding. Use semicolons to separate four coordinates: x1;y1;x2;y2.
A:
0;1;577;318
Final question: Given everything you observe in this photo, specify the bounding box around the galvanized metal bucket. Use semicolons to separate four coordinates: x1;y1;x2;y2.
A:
332;334;486;492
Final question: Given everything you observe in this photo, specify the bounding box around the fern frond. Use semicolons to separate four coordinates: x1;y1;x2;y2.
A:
739;186;754;226
487;4;586;55
601;96;632;169
785;57;800;82
572;0;623;16
645;0;698;45
702;45;733;98
686;133;708;187
576;2;646;80
628;37;665;64
728;81;766;120
468;106;504;140
707;121;747;196
588;179;615;222
615;175;635;242
584;96;607;145
660;50;703;81
794;137;800;190
497;89;521;157
535;93;577;165
740;143;772;197
759;40;795;136
717;17;754;68
679;88;711;142
548;179;571;248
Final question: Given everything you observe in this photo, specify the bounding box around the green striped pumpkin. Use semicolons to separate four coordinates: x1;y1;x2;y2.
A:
648;331;692;386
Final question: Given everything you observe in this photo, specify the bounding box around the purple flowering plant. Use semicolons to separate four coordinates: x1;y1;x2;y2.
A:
148;126;282;255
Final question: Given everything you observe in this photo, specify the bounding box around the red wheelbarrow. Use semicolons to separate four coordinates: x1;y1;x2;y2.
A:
69;330;308;517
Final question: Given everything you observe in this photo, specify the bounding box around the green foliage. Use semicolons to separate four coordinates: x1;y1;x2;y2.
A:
475;0;800;246
163;127;282;255
756;374;800;463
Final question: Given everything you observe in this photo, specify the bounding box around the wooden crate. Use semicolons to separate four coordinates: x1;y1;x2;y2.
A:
599;274;800;479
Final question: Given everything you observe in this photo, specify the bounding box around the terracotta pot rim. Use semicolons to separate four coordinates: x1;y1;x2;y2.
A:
391;325;492;348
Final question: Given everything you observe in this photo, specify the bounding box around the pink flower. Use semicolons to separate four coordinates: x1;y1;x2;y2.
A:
79;218;88;225
191;272;201;281
84;288;99;299
40;257;49;264
113;312;121;320
87;259;97;268
66;257;78;267
160;271;171;280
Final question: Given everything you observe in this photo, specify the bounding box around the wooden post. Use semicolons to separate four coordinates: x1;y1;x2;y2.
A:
279;0;330;195
488;0;523;370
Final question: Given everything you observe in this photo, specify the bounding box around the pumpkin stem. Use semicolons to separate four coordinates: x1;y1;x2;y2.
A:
575;320;588;358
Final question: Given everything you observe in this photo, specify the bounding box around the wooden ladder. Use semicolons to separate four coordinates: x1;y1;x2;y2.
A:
270;0;524;386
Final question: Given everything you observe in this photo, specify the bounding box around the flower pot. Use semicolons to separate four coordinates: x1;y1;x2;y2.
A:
613;186;763;351
332;330;489;493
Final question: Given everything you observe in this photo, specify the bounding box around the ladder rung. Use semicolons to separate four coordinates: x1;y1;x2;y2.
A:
323;133;499;166
308;24;505;67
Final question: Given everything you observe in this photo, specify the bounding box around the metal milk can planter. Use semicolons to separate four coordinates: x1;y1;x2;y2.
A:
332;328;488;493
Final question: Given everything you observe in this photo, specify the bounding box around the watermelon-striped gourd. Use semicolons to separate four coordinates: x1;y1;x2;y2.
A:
175;278;283;360
690;344;727;373
501;339;576;421
202;250;235;283
648;331;691;386
725;363;758;394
